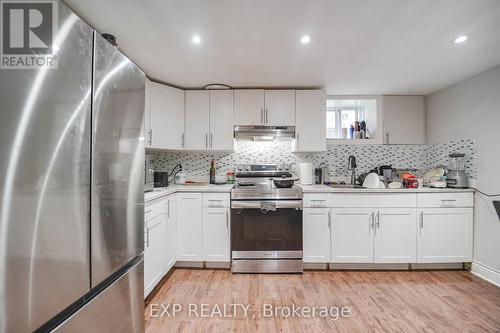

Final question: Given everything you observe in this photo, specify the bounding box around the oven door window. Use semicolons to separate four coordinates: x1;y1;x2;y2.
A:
231;208;302;251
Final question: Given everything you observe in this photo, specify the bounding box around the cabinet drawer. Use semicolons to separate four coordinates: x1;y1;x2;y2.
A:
203;193;230;208
303;193;333;208
417;193;473;208
145;199;166;221
332;193;416;208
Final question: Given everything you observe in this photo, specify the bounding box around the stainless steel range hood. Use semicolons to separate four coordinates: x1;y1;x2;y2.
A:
234;125;295;141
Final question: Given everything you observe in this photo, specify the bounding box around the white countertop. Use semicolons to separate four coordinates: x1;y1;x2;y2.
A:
145;184;234;202
296;184;475;193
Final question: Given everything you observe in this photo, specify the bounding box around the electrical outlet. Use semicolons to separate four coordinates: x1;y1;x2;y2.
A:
493;201;500;221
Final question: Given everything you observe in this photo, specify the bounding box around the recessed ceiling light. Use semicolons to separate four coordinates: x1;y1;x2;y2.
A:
300;35;311;44
191;35;201;45
453;35;468;44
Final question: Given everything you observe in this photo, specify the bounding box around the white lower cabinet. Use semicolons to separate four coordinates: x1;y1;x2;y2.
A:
177;193;203;261
303;208;331;263
417;208;473;263
374;208;417;263
164;196;177;272
144;214;167;297
202;207;230;261
331;208;374;263
331;207;417;264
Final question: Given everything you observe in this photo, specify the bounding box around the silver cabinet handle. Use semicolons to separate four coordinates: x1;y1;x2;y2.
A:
210;133;213;149
328;210;331;229
376;211;380;229
296;133;300;149
261;108;264;124
148;129;152;146
419;211;424;235
181;133;185;148
205;133;208;148
167;200;170;218
145;209;152;214
265;108;268;124
208;199;223;208
226;210;229;229
369;211;374;235
145;227;150;248
385;130;390;144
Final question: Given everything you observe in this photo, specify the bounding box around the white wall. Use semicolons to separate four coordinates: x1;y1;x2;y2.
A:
426;65;500;273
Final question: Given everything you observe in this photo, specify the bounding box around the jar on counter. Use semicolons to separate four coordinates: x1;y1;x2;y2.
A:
226;171;235;184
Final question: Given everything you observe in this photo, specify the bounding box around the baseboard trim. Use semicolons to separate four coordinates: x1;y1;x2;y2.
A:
331;263;410;270
471;261;500;287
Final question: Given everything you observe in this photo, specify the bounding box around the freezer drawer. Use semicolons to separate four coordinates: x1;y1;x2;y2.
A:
91;33;146;287
54;259;144;333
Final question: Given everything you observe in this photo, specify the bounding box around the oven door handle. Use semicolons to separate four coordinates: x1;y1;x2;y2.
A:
231;200;303;209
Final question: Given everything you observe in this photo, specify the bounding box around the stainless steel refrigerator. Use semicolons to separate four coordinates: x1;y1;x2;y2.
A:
0;2;145;332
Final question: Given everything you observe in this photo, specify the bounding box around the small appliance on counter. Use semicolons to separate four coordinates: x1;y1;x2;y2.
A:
299;163;313;185
446;153;469;188
154;171;169;187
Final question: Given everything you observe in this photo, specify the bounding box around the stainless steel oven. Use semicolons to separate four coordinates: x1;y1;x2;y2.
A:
230;164;303;273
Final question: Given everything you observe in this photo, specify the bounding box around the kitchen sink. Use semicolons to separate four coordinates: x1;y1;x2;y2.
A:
327;184;364;189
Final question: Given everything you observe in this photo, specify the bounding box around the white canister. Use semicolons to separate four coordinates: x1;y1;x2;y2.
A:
299;163;313;185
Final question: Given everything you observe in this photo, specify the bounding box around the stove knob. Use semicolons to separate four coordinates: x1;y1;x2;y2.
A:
245;166;250;171
277;166;282;171
237;166;243;171
285;165;290;171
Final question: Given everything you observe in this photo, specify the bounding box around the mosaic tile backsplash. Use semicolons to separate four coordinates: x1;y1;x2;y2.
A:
149;139;476;182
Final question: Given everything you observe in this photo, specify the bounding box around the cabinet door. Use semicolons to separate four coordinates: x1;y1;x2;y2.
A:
234;90;264;125
293;90;326;152
303;208;331;263
382;96;424;144
417;208;473;263
149;82;185;149
185;90;210;150
202;208;230;262
144;214;166;297
164;196;177;272
264;90;295;126
331;208;374;263
374;208;417;263
177;193;203;261
210;90;234;151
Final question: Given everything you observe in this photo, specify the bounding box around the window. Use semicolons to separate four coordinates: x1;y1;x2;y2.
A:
326;98;377;140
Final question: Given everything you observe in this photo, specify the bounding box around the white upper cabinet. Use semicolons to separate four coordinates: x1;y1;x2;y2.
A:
234;89;265;125
382;95;425;144
293;90;326;152
185;90;210;150
264;90;295;126
148;80;185;149
209;90;234;151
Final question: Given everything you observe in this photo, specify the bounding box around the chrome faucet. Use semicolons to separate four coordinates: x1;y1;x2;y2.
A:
348;155;357;185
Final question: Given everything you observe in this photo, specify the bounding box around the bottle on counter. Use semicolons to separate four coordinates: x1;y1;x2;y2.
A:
209;160;216;184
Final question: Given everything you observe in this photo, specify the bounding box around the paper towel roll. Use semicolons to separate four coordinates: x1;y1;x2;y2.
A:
299;163;313;185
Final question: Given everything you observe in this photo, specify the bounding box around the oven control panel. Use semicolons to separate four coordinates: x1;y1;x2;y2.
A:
235;164;292;174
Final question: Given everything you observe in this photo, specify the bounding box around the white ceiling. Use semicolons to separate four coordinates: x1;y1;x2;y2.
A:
65;0;500;95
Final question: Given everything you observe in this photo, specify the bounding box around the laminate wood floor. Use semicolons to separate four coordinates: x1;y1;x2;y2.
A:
145;269;500;333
